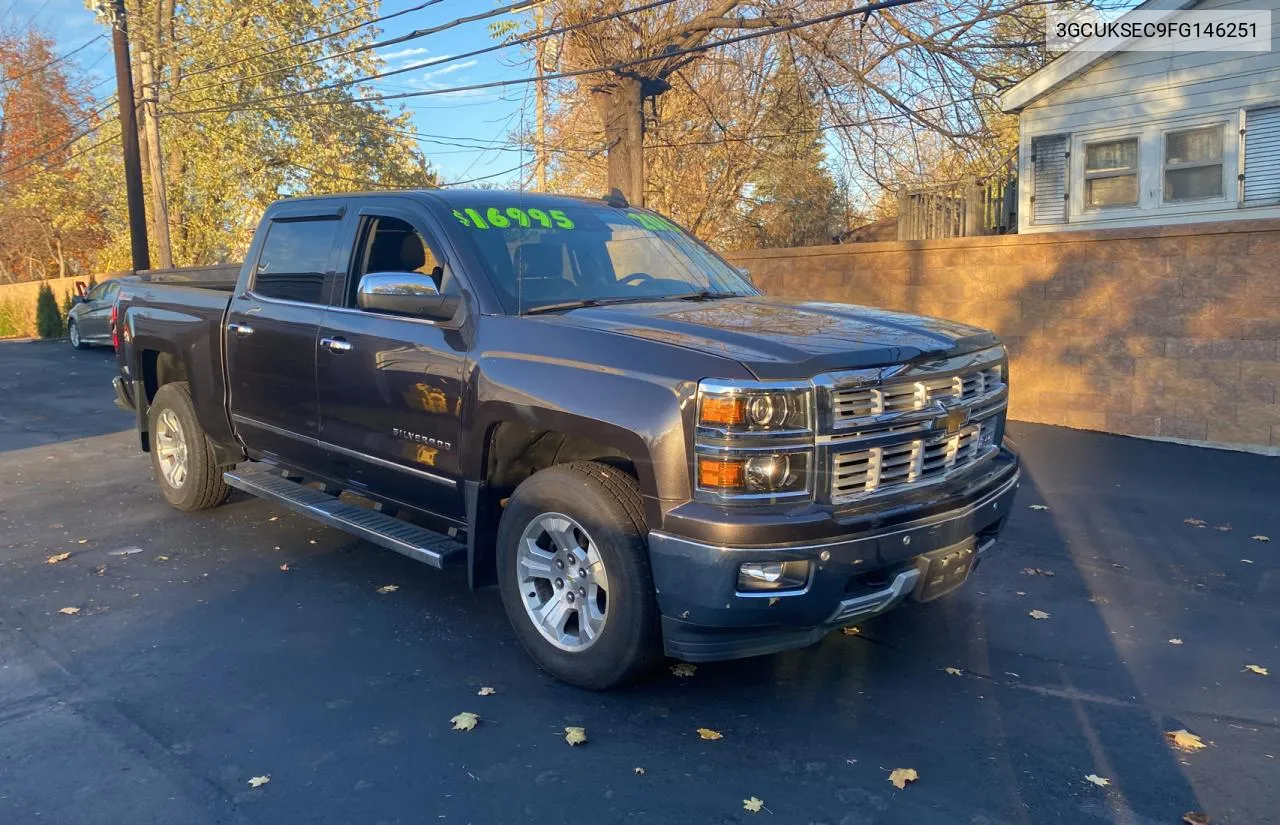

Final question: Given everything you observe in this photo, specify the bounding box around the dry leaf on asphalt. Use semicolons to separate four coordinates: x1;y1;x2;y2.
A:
376;584;398;594
1029;609;1051;620
696;727;723;740
1183;518;1206;527
58;606;80;615
1169;638;1184;645
155;555;169;561
1085;774;1110;787
450;712;479;731
564;726;587;746
1020;567;1055;576
248;775;270;788
841;626;860;636
945;667;963;676
477;686;496;696
670;663;697;678
1166;729;1207;752
47;552;71;564
633;767;645;775
1214;525;1232;532
1252;535;1270;542
1245;664;1269;676
1027;504;1050;511
743;797;765;813
1182;812;1211;825
888;768;919;789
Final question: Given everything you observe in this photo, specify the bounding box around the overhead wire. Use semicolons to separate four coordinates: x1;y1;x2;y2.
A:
0;34;106;87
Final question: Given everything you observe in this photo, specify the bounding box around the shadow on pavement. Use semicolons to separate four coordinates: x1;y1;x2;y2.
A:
0;341;132;454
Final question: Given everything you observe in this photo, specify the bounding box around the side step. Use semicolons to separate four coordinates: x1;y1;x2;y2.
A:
223;466;465;569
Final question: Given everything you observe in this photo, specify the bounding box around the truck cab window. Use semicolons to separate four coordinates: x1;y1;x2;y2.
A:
252;218;338;304
352;216;455;307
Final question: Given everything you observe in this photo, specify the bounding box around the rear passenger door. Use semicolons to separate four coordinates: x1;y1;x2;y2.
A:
225;204;343;475
316;202;468;523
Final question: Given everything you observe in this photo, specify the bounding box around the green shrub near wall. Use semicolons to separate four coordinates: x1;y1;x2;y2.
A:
0;297;26;338
35;283;63;339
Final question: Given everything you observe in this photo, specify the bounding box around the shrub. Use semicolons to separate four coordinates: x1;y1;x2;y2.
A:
0;297;26;339
35;282;63;339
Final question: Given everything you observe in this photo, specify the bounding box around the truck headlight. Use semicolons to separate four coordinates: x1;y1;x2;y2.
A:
695;379;815;503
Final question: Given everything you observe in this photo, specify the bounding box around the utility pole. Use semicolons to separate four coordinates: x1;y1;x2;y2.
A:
533;4;548;191
89;0;150;272
138;50;173;268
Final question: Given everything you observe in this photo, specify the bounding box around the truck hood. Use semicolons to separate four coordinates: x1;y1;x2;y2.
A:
539;296;1000;380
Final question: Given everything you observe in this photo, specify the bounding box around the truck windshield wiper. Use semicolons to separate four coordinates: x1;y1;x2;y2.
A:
673;290;739;301
522;295;662;315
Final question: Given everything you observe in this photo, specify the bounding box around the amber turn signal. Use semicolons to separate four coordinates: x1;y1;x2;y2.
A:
697;457;746;490
699;396;746;427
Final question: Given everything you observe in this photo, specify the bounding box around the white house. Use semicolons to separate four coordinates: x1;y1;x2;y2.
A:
1000;0;1280;232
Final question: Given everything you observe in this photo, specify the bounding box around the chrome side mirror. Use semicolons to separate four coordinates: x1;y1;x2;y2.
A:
357;271;460;322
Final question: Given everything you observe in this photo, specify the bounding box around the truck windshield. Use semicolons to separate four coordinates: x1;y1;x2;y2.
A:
444;201;758;314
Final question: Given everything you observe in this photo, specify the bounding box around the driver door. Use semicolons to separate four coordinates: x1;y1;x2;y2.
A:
317;203;468;523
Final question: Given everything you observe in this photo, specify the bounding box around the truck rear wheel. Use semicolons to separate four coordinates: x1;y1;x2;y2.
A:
148;382;231;511
496;461;661;690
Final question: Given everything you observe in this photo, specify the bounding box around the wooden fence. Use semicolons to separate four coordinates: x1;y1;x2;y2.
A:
896;166;1018;241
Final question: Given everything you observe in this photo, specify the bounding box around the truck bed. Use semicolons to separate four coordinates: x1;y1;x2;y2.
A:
138;264;241;292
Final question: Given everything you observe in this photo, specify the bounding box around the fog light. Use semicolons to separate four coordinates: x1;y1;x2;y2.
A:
738;560;809;592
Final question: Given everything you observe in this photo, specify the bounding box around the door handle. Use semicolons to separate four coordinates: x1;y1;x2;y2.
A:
320;337;353;353
227;322;254;336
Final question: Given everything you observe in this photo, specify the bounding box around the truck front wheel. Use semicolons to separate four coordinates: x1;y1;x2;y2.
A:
148;382;231;511
496;461;661;690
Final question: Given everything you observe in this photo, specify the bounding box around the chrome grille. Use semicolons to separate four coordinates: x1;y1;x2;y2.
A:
831;425;988;502
833;364;1003;425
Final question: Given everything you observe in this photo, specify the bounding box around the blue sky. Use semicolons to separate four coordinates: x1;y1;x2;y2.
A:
3;0;533;184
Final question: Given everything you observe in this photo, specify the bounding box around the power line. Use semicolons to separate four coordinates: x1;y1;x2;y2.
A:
0;34;106;87
174;0;526;97
169;0;382;55
441;160;533;187
0;116;112;181
175;0;678;107
0;126;121;188
170;0;925;117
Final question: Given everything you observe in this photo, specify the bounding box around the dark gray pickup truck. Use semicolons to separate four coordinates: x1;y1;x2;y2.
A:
113;189;1020;689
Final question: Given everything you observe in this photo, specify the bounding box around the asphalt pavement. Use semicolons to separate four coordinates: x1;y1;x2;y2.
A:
1;339;1277;825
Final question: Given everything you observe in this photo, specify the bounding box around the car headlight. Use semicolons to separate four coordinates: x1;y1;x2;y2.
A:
695;380;814;503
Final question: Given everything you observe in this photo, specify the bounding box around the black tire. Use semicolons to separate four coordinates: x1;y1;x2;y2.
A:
68;319;88;350
496;461;662;690
148;381;231;511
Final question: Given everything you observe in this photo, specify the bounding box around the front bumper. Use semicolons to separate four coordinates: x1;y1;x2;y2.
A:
648;451;1020;662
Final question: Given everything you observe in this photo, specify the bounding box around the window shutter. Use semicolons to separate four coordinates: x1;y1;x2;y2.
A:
1031;135;1069;224
1244;106;1280;204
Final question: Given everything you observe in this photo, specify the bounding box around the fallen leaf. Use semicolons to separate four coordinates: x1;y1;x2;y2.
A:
46;552;71;564
376;584;398;594
564;726;587;746
1015;591;1026;596
1028;609;1050;620
1166;729;1207;752
945;667;963;676
1027;504;1050;511
1182;812;1211;825
107;547;142;556
279;563;290;572
1245;664;1269;676
268;516;278;522
477;686;496;696
633;767;645;775
77;539;88;544
450;712;479;731
58;606;80;615
1183;518;1205;527
1085;773;1110;787
1020;567;1055;576
670;663;697;678
888;768;919;789
1241;559;1254;564
94;564;106;576
1214;525;1232;532
155;555;169;561
696;727;723;740
1251;535;1270;542
743;797;765;813
1169;638;1183;645
841;626;860;636
247;775;270;788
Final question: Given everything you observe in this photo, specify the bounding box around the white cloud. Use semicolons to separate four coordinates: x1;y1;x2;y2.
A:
420;59;477;81
380;46;430;60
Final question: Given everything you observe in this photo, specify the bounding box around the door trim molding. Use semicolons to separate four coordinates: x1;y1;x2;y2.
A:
231;414;457;488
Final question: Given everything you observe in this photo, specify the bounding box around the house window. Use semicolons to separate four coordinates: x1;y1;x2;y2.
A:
1083;138;1138;208
1164;125;1223;202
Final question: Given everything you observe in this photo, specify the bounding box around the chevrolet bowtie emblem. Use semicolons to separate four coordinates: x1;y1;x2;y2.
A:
943;406;970;435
